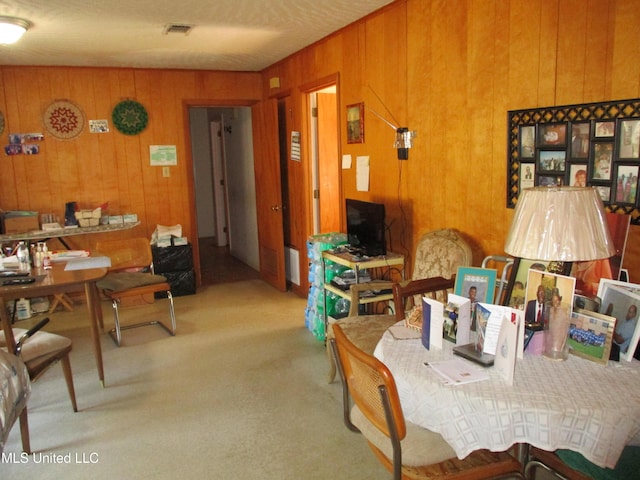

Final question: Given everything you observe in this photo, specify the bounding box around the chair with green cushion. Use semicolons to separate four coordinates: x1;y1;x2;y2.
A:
96;238;176;346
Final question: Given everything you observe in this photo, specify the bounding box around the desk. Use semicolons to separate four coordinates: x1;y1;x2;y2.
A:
374;327;640;469
0;264;107;385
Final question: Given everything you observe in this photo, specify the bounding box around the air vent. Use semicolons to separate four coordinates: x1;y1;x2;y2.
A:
163;24;194;35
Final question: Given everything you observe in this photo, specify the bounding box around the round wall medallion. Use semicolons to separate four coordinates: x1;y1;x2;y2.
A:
112;100;148;135
43;100;85;140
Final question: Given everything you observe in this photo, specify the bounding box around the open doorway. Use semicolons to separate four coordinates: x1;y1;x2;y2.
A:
189;106;260;285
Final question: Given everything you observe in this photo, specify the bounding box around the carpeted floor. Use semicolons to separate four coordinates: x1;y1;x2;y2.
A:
2;279;390;479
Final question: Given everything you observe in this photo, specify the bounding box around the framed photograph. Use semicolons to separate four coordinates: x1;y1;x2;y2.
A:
597;279;640;361
538;123;567;146
538;150;566;172
520;163;535;190
570;122;590;158
454;267;497;305
569;164;587;187
613;164;639;204
591;142;613;180
523;269;576;330
538;175;563;186
618;119;640;159
520;125;535;158
596;186;611;203
594;120;615;138
567;308;616;365
504;258;572;309
346;102;364;144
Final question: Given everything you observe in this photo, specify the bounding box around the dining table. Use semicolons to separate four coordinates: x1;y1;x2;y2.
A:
374;324;640;469
0;263;108;386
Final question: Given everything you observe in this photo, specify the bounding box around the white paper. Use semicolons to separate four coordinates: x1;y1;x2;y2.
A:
356;156;370;191
428;358;490;385
423;297;444;350
341;154;352;169
494;315;519;385
64;256;112;270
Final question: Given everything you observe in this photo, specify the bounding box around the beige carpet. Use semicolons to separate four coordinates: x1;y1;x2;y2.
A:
2;280;389;479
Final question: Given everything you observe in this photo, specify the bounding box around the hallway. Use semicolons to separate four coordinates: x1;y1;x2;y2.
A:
198;236;261;285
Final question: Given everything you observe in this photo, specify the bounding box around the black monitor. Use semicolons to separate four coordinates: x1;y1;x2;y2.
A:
346;199;386;256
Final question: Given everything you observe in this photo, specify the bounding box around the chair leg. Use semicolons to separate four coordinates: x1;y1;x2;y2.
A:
19;407;31;454
60;354;78;412
108;292;176;347
111;298;122;346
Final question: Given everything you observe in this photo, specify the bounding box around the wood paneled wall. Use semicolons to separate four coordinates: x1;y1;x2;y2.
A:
262;0;640;282
0;67;262;279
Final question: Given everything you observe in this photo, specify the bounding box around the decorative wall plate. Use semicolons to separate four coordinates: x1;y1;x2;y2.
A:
43;100;85;140
112;100;148;135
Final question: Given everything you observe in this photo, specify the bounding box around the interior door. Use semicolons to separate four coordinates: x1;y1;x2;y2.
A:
316;91;341;233
252;99;286;291
210;120;228;246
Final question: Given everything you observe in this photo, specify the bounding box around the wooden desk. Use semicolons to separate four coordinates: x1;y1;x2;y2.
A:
0;264;107;386
374;327;640;469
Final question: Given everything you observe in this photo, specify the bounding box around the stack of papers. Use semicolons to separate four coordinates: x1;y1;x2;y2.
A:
427;358;490;385
50;250;90;262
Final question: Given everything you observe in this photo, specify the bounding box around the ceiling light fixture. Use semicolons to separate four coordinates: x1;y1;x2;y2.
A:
0;16;30;45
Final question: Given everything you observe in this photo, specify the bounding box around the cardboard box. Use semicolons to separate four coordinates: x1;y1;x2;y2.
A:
2;211;39;234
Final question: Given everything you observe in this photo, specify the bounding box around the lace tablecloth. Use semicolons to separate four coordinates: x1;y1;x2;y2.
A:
374;328;640;469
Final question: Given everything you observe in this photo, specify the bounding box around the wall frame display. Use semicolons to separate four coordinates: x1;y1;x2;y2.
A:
346;102;364;144
568;308;616;365
596;279;640;361
507;98;640;223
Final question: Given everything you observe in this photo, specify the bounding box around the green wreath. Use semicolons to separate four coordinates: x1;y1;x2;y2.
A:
112;100;148;135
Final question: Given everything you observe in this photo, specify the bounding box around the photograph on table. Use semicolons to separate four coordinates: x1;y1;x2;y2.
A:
454;267;497;306
597;279;640;361
504;259;572;310
568;308;616;365
523;269;576;332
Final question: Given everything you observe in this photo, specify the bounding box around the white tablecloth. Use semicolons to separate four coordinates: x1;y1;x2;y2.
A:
374;327;640;469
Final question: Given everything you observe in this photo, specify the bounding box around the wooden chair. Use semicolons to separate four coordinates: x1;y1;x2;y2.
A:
95;237;176;346
329;322;525;480
0;317;77;453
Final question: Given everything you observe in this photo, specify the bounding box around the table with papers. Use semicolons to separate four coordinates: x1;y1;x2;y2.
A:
374;325;640;469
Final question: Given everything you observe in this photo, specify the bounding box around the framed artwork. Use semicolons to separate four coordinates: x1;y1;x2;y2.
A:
346;102;364;144
567;308;616;365
618;119;640;159
454;267;497;305
507;98;640;223
596;279;640;361
503;258;572;309
523;269;576;331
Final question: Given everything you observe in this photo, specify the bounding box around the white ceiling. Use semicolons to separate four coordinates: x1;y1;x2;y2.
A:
0;0;394;71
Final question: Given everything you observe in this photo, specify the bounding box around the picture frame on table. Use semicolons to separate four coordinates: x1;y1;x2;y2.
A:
504;258;572;309
597;279;640;361
346;102;364;144
568;308;616;365
454;266;497;310
523;269;576;331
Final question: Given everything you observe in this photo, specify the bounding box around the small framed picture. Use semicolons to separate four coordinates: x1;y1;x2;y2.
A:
570;122;590;158
613;164;639;204
594;120;615;138
538;150;566;172
538;175;563;187
595;186;611;203
504;259;572;310
523;269;576;331
569;164;587;187
520;163;535;190
520;125;535;158
618;119;640;159
597;279;640;361
568;308;616;365
591;142;613;180
538;123;567;146
454;267;497;305
346;102;364;144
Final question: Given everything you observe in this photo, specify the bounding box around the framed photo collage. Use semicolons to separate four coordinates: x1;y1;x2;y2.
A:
507;98;640;224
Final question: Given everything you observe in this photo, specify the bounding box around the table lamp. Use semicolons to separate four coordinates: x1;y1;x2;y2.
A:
504;186;616;360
